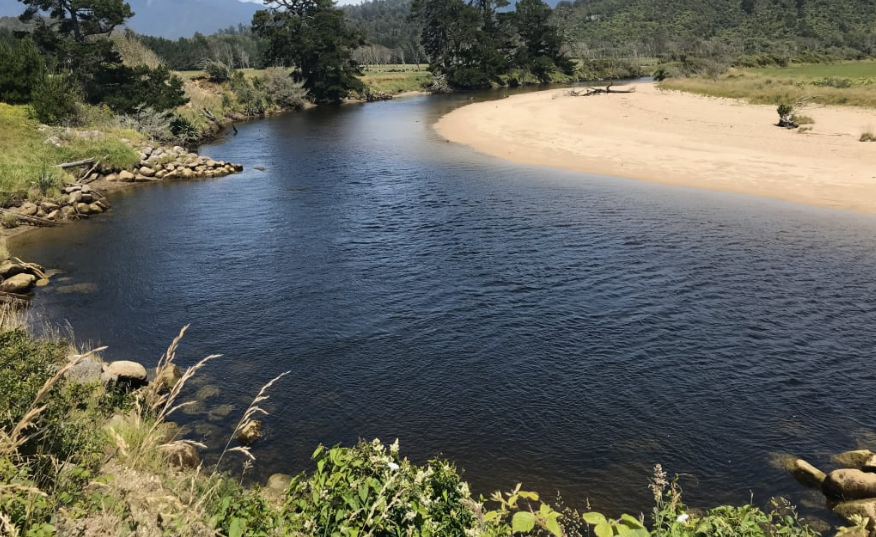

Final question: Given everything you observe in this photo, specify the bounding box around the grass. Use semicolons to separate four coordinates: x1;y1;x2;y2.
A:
752;60;876;79
659;62;876;108
0;104;140;205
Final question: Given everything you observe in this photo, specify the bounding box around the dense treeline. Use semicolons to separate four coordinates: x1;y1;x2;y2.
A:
345;0;426;66
554;0;876;67
412;0;577;87
138;27;262;71
0;0;187;124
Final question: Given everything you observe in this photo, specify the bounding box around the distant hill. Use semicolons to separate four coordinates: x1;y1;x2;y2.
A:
0;0;262;39
556;0;876;55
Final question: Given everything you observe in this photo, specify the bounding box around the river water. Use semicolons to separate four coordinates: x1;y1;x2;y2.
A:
13;91;876;516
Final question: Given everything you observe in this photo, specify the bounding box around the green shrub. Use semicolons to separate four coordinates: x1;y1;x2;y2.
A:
861;131;876;142
263;68;308;110
0;37;46;105
230;72;268;116
30;74;81;125
85;64;188;114
204;60;233;83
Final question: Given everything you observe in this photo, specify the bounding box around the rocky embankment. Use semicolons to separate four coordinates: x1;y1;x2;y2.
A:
788;451;876;534
5;141;243;226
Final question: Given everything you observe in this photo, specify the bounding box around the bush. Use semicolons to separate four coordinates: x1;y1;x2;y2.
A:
230;71;268;116
85;64;188;114
30;74;81;125
263;68;308;110
861;131;876;142
204;60;233;83
0;37;46;105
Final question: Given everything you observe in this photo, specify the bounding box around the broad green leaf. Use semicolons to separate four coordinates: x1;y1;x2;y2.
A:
583;512;608;526
519;491;540;501
620;514;645;529
484;511;500;522
546;516;563;536
228;518;244;537
512;511;537;533
312;445;324;459
359;482;368;503
595;520;613;537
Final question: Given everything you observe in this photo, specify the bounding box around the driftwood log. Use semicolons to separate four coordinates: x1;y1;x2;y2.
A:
566;81;637;97
57;157;95;169
0;208;59;227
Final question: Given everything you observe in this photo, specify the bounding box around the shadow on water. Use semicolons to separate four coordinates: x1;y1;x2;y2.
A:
11;87;876;520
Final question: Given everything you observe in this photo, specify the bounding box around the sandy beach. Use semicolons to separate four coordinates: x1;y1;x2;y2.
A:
435;82;876;213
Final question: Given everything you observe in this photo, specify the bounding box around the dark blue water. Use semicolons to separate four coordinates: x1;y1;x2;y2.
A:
13;93;876;518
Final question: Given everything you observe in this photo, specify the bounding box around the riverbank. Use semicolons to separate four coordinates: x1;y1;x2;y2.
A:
435;82;876;214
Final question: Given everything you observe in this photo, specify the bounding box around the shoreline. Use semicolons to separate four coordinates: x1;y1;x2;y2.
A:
434;82;876;214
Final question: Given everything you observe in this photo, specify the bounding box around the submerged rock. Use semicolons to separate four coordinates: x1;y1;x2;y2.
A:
833;499;876;532
153;364;182;394
237;420;262;446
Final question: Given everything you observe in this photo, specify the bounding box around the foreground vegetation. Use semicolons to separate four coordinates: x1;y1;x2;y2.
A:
0;309;854;537
658;62;876;109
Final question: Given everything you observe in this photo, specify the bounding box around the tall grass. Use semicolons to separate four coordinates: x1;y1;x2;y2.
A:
660;67;876;108
0;104;140;204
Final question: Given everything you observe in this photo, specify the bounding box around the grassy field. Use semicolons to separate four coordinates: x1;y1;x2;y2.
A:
660;61;876;108
0;104;140;205
175;65;433;95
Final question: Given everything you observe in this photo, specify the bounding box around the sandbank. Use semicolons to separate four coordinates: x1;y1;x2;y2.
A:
435;82;876;214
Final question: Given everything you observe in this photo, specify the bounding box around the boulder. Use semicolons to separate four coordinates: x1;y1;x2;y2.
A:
35;278;50;287
159;442;201;470
139;166;156;177
88;203;103;214
0;260;25;278
266;473;292;492
80;193;93;203
46;210;59;221
134;174;149;182
20;202;38;216
76;203;91;215
823;469;876;500
788;459;826;488
80;184;92;194
153;364;182;394
36;209;46;218
118;170;135;182
835;450;876;470
105;173;119;182
95;200;110;210
142;146;153;157
67;191;83;205
833;499;876;533
60;206;75;219
181;168;194;179
64;355;103;384
104;360;148;387
237;419;262;446
0;273;36;293
41;201;60;212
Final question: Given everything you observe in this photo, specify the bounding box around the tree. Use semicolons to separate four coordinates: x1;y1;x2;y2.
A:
253;0;365;104
513;0;573;79
0;36;45;104
17;0;133;42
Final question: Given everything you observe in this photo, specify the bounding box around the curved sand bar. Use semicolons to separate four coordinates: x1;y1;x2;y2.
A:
435;82;876;214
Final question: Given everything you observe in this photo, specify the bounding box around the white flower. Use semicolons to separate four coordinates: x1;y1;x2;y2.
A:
390;438;400;454
388;462;400;471
677;514;690;523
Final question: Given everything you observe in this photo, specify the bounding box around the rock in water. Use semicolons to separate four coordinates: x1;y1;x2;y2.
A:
823;469;876;500
153;364;182;394
118;170;135;182
788;459;826;488
833;499;876;532
835;450;876;470
104;360;148;387
0;273;36;293
237;419;262;446
159;442;201;470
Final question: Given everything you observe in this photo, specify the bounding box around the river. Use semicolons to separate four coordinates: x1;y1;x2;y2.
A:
12;91;876;516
